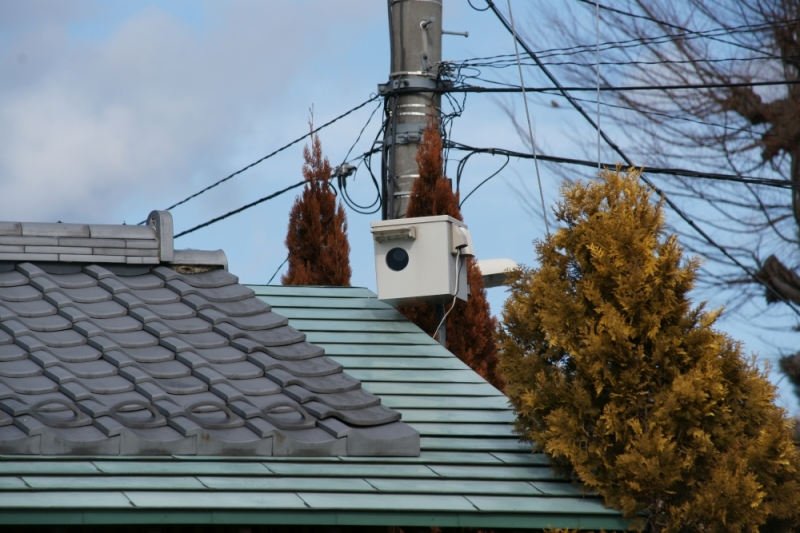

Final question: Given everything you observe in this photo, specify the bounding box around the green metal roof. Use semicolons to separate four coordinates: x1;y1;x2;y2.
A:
0;285;628;530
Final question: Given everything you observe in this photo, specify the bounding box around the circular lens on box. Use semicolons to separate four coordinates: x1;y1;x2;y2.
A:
386;247;409;271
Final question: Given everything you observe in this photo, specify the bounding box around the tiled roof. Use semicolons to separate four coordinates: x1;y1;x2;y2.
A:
0;212;225;269
0;214;417;457
0;285;629;530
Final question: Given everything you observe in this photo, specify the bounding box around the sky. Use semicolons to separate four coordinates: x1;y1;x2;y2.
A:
2;0;798;414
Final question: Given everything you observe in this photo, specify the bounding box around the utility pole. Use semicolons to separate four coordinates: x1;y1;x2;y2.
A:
381;0;447;347
380;0;443;221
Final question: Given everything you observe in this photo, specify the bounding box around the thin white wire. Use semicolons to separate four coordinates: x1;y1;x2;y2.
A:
595;0;601;169
506;0;550;235
433;248;463;342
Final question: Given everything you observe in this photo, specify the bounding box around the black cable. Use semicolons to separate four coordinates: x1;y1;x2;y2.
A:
459;16;793;64
174;181;305;239
460;54;793;69
447;142;800;190
342;101;382;164
267;256;289;285
339;113;388;215
460;154;510;207
139;95;379;225
483;0;800;317
561;93;800;145
337;101;384;215
386;79;800;96
572;0;787;59
468;0;491;11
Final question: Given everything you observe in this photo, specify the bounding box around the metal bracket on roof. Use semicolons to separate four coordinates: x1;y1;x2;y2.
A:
147;210;174;263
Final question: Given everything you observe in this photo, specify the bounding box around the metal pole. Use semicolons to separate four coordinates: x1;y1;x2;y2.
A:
382;0;443;220
383;0;447;345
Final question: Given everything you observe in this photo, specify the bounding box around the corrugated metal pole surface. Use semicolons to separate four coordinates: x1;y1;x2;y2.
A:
383;0;443;220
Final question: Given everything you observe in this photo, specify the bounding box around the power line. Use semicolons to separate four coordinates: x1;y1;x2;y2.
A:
459;154;510;207
572;0;786;59
506;0;549;234
480;0;800;318
386;79;800;96
460;54;793;69
138;95;379;225
458;16;794;64
174;180;305;239
447;142;800;190
560;93;800;144
267;256;289;285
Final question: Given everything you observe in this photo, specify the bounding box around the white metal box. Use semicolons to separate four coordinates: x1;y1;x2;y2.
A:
370;215;475;307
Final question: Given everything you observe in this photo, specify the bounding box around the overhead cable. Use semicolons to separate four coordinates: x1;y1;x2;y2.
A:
447;142;800;190
386;79;800;96
459;17;795;64
174;181;305;239
480;0;800;317
459;54;796;69
572;0;786;59
139;95;379;225
506;0;549;234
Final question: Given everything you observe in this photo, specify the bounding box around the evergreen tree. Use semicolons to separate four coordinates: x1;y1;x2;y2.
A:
399;117;503;391
498;168;800;532
282;127;351;286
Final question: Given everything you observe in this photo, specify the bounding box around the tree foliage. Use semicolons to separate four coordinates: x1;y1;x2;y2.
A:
498;168;800;532
399;118;503;390
282;127;351;286
517;0;800;393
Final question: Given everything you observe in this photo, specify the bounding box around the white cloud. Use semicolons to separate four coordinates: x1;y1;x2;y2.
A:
0;0;382;223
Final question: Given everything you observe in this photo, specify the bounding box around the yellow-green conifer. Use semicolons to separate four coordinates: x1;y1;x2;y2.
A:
498;168;800;532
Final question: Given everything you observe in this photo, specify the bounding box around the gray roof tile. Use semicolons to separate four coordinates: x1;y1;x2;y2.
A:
208;360;262;380
0;359;42;378
0;344;27;362
3;375;60;394
28;329;88;348
0;236;57;246
0;271;28;287
282;385;381;409
58;286;110;303
131;288;180;305
0;299;55;318
229;325;306;347
87;316;143;333
4;314;71;332
153;266;238;288
264;341;324;360
136;360;191;379
22;222;90;238
193;346;247;364
0;222;22;236
143;302;196;320
45;345;102;363
183;293;270;316
226;377;281;396
57;359;117;379
0;285;42;302
70;300;128;319
121;346;175;363
246;352;342;377
59;237;126;248
0;258;416;457
88;224;155;240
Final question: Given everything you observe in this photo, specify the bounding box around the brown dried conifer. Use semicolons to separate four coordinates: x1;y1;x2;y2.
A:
282;126;351;286
399;117;503;391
